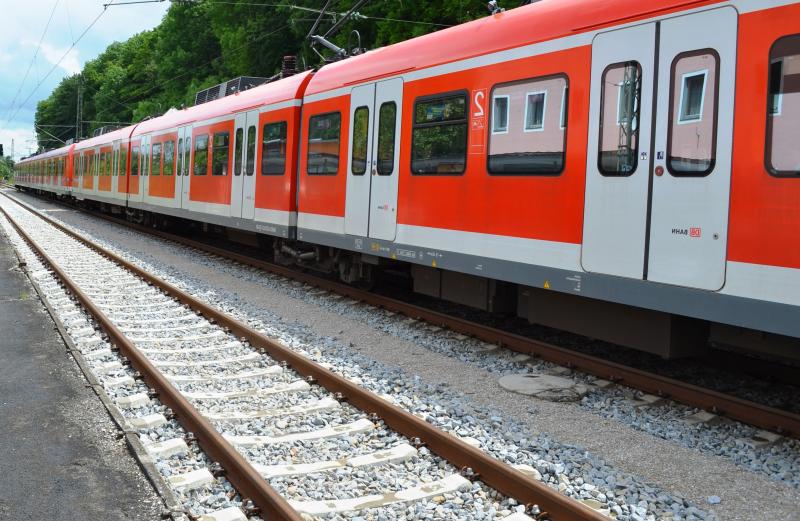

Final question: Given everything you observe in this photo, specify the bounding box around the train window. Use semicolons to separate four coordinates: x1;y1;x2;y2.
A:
246;125;256;176
142;144;150;176
492;95;509;134
212;132;230;176
598;61;641;176
183;136;191;176
766;34;800;177
106;152;112;176
488;75;568;175
262;121;287;175
177;139;183;176
151;143;162;176
377;102;397;175
351;106;369;175
411;92;468;175
120;146;127;177
194;135;209;176
667;50;719;176
131;147;140;176
99;153;106;177
308;112;341;175
164;140;175;176
234;128;243;176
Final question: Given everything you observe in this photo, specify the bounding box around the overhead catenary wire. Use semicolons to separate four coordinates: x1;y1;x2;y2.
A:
1;0;61;129
3;1;117;132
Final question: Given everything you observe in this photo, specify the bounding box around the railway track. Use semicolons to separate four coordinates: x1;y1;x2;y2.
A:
10;189;798;440
0;193;606;520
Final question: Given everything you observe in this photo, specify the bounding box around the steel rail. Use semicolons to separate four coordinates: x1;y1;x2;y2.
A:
0;203;305;521
1;195;606;520
52;199;800;439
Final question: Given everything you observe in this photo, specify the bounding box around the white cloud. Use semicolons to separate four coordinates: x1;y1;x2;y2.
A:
39;42;81;75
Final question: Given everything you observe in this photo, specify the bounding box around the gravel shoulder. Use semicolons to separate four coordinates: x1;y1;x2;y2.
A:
0;227;165;520
16;193;800;521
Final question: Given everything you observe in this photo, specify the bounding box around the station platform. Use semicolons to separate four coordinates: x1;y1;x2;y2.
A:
0;230;164;519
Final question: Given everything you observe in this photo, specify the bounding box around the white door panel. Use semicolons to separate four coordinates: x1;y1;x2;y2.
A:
231;113;246;218
647;7;737;290
242;110;259;220
344;84;376;236
368;78;403;241
582;23;656;279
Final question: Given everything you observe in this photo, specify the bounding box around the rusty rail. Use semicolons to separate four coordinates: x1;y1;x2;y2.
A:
1;197;606;520
56;198;800;439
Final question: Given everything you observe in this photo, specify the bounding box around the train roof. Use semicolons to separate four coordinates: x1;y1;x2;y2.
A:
131;70;313;137
306;0;720;96
18;143;74;163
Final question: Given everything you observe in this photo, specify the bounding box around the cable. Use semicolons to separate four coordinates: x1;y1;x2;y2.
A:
1;0;60;127
3;1;116;132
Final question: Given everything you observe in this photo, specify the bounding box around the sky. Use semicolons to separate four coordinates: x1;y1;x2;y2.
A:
0;0;170;160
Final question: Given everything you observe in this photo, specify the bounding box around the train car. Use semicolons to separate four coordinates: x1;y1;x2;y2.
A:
124;71;312;238
13;0;800;359
15;143;74;196
296;0;800;357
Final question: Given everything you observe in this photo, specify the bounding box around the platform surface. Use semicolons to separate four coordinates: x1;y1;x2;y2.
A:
0;230;163;519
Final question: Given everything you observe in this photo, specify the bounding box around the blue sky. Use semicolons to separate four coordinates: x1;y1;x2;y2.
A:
0;0;170;160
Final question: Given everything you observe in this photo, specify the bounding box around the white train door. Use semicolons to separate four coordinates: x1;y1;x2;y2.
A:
345;83;376;236
344;78;403;239
231;110;259;219
177;126;191;209
582;7;736;290
231;113;246;217
647;8;737;290
368;78;402;241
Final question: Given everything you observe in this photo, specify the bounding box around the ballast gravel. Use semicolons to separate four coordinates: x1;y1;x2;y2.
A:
9;192;800;520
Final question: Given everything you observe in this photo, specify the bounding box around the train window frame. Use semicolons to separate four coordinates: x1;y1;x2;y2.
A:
677;69;709;124
307;111;342;176
164;140;175;176
487;73;569;177
131;146;140;176
410;90;469;176
212;131;230;176
151;142;163;176
261;121;288;176
666;49;720;177
193;134;209;176
765;33;800;178
376;101;397;176
245;125;256;176
120;145;127;177
234;127;244;176
598;60;642;177
351;106;370;176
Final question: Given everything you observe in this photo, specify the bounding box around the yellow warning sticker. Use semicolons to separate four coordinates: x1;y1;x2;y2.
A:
432;260;437;268
543;280;550;289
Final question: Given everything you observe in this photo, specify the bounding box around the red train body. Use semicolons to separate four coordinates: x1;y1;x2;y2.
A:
15;0;800;357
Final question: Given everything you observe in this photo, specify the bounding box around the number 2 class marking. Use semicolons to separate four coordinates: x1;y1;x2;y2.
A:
473;90;485;117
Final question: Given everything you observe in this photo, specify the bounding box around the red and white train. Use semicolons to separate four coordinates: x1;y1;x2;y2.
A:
15;0;800;358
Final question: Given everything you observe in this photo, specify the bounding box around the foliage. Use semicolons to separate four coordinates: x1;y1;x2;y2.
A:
34;0;485;150
0;156;14;179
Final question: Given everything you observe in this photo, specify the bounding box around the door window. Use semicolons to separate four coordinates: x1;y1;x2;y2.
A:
234;128;243;176
262;121;287;175
376;102;397;175
245;125;256;176
668;50;719;176
598;61;642;176
120;146;127;177
131;147;139;176
351;106;369;175
766;34;800;177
